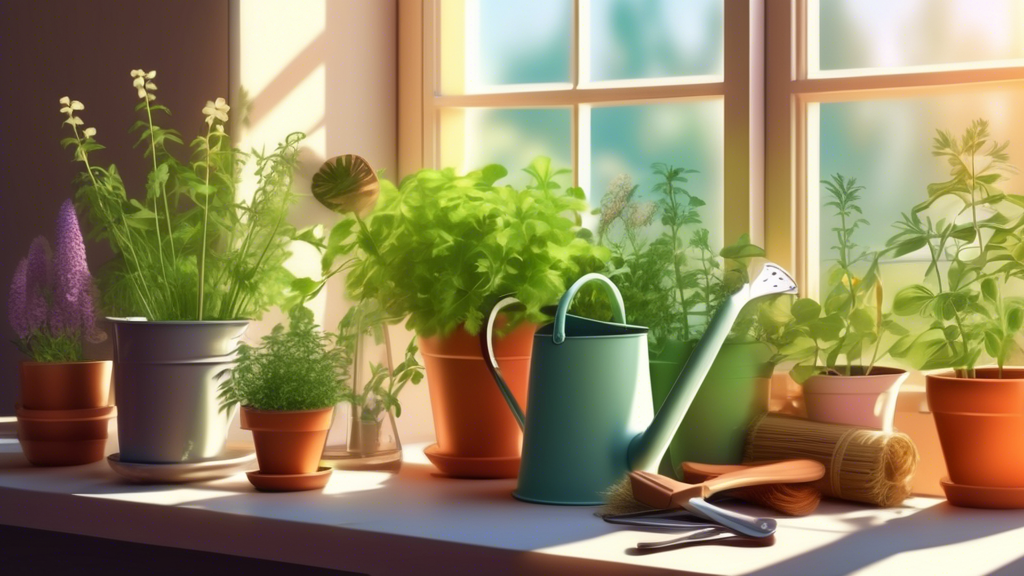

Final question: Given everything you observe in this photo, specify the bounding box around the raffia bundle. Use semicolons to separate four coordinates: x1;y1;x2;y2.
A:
745;414;919;507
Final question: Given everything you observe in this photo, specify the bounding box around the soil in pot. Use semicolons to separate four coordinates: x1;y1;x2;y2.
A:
241;406;334;475
803;366;908;431
20;361;111;411
418;322;535;467
927;367;1024;491
650;340;773;474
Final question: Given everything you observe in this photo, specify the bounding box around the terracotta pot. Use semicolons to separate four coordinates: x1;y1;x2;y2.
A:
241;406;334;475
20;361;111;411
418;322;535;462
927;367;1024;488
16;407;115;466
803;366;908;431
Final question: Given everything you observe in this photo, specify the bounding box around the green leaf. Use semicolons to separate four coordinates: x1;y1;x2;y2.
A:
893;285;934;316
850;308;875;332
981;278;999;303
790;298;822;324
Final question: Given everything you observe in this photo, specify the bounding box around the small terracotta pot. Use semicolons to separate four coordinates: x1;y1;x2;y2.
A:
803;366;908;431
418;322;535;462
16;407;115;466
241;406;334;475
20;361;112;411
927;367;1024;488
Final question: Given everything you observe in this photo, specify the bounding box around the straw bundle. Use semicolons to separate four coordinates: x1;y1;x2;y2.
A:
745;414;918;507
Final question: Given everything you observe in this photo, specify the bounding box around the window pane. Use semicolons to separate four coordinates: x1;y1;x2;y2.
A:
440;0;572;93
589;100;725;250
817;0;1024;72
451;108;572;188
816;89;1024;296
587;0;724;82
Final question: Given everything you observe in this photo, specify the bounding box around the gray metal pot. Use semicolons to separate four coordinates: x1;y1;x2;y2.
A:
110;319;249;463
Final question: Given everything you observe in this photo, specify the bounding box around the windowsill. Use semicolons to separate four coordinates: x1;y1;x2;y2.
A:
0;426;1021;575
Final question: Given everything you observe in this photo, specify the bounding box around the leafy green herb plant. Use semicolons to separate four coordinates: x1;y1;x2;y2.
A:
342;157;609;338
886;119;1023;377
219;308;349;412
62;69;307;321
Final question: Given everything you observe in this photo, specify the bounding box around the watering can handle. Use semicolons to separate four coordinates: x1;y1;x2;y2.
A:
481;295;527;431
553;273;627;344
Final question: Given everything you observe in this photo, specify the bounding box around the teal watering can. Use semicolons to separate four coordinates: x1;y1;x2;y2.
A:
482;265;797;505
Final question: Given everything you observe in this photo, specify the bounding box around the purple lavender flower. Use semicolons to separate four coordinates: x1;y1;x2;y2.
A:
24;236;51;333
50;199;96;336
8;258;29;339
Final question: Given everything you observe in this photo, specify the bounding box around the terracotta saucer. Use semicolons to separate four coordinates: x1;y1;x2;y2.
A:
108;447;257;484
423;444;520;479
246;467;332;492
16;403;116;421
940;477;1024;509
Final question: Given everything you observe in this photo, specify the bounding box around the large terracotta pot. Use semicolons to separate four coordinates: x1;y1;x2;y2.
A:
418;321;535;476
650;340;773;475
20;361;111;410
241;406;334;475
927;368;1024;489
803;366;908;431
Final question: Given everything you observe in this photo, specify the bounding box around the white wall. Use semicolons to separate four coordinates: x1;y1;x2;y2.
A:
230;0;436;445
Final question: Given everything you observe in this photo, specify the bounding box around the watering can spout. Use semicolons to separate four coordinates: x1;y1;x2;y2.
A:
627;263;798;472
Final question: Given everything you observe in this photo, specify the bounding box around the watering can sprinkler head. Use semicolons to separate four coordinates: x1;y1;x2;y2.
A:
746;263;799;299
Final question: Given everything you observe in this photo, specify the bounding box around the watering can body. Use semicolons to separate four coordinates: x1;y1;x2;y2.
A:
482;267;798;506
516;317;652;504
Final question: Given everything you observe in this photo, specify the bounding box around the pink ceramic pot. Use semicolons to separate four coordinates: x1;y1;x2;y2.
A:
803;366;908;431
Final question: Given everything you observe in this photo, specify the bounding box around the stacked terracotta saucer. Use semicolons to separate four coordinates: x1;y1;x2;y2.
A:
16;361;115;466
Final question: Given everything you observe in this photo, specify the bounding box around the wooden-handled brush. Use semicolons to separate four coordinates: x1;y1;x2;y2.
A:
602;459;825;517
682;462;824;516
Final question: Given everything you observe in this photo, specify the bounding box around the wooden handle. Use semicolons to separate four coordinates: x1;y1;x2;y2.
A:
687;460;825;498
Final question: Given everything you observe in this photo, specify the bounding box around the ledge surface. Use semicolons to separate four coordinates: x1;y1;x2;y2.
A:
0;425;1022;575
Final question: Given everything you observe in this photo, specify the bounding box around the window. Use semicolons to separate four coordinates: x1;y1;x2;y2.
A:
767;0;1024;297
401;0;1024;296
401;0;763;255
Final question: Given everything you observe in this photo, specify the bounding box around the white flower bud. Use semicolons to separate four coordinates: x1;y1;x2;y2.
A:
145;82;157;91
59;96;70;106
83;127;96;139
146;70;156;79
137;88;147;99
70;100;84;111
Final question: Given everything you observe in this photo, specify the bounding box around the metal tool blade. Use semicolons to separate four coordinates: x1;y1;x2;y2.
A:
683;497;777;539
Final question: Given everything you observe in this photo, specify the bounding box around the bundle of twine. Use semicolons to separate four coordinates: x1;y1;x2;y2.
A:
745;414;919;507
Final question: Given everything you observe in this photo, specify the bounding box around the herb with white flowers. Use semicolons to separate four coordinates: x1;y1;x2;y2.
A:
64;69;308;321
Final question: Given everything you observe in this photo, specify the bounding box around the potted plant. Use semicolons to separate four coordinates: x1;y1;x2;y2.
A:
8;199;113;465
324;302;424;470
594;164;776;470
62;72;310;464
219;308;349;491
330;158;607;477
885;119;1023;505
768;174;909;431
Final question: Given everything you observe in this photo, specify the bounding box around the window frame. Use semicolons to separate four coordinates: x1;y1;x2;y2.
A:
399;0;765;250
399;0;1024;297
766;0;1024;297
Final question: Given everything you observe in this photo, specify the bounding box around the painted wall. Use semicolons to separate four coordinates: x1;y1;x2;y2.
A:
0;0;231;415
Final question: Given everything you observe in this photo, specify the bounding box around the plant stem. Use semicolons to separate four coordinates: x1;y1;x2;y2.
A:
665;178;690;340
970;151;984;254
144;97;177;262
72;126;156;319
198;125;213;320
